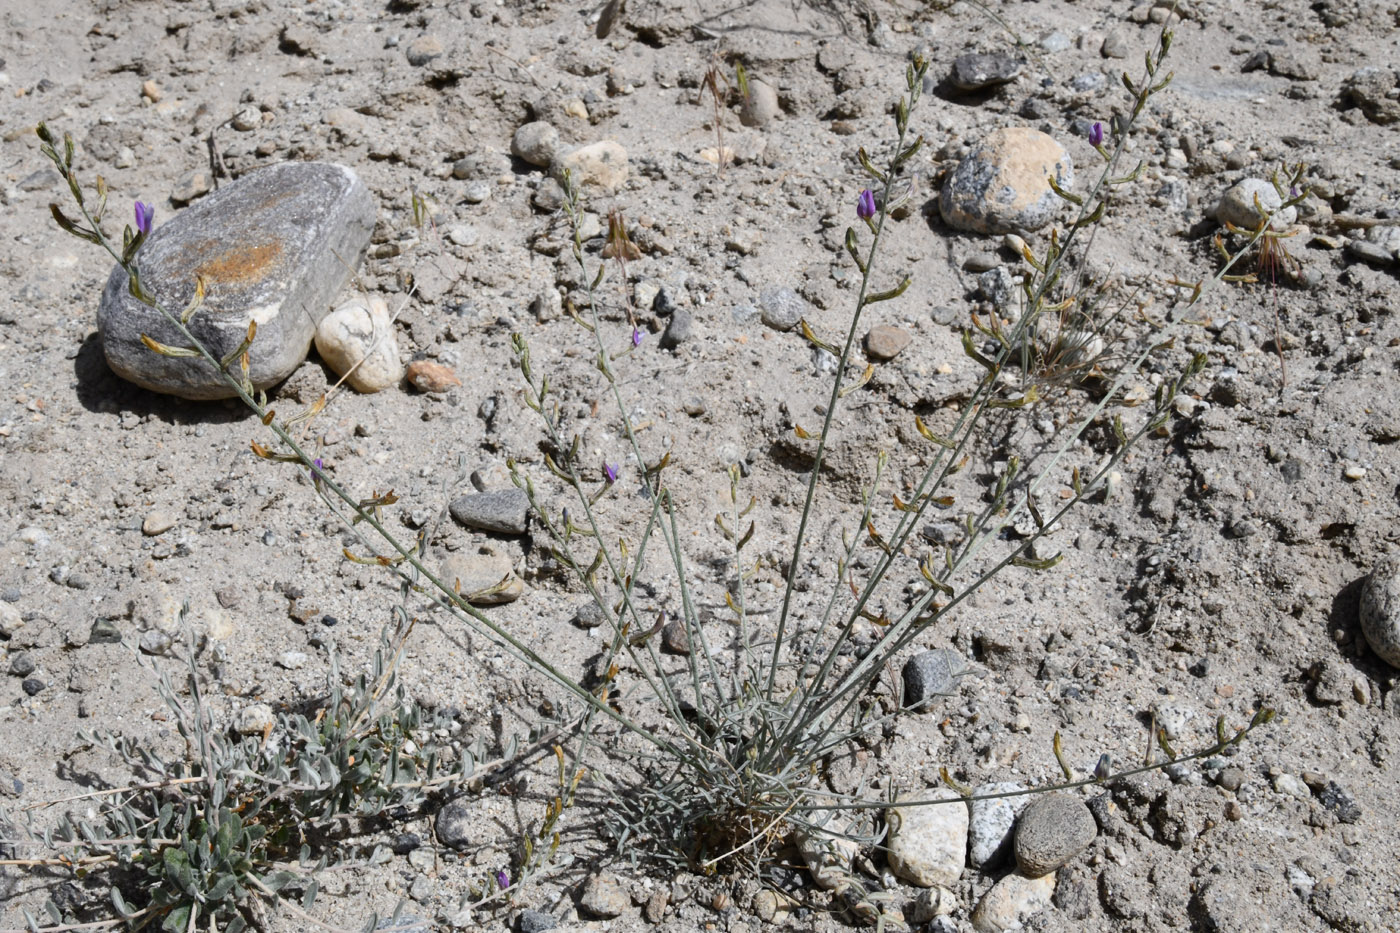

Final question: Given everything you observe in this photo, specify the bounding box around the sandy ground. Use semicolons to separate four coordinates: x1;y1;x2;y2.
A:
1;0;1399;930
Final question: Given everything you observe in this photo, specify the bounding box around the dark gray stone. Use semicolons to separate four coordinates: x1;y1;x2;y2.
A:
449;490;530;535
949;53;1024;91
517;909;558;933
435;796;476;849
758;286;808;331
1318;781;1362;823
659;309;694;349
98;162;375;399
1014;793;1098;877
21;678;44;696
8;652;35;677
901;648;965;710
89;619;122;644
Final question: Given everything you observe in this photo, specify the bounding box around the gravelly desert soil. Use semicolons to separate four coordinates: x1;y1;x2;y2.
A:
2;0;1399;931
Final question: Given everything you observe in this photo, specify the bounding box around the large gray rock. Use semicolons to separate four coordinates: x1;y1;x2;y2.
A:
98;162;375;399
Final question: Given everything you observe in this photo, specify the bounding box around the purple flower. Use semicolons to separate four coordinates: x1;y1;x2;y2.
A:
856;188;877;220
134;201;154;235
495;870;510;890
603;462;619;484
311;457;326;491
1088;122;1104;147
631;327;643;348
1290;185;1300;198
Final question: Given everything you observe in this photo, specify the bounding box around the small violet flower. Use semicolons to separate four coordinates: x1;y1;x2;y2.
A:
631;326;643;348
134;201;154;235
495;870;511;890
311;457;326;491
856;188;877;220
1088;122;1104;147
1290;185;1300;199
603;462;619;485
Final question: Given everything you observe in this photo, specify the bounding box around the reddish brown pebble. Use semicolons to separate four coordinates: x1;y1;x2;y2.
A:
1215;684;1235;698
405;360;461;393
865;325;913;361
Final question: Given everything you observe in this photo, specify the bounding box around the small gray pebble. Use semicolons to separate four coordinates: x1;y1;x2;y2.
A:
22;678;44;696
139;630;173;656
573;602;607;629
462;180;492;204
9;652;36;676
435;796;476;849
758;286;808;332
449;490;530;535
518;909;558;933
901;648;965;710
659;309;694;349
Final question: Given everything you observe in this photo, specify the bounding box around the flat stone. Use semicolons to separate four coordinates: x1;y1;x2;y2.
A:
1360;555;1400;667
511;122;561;168
579;872;629;918
449;490;529;534
1013;793;1097;877
439;545;526;605
971;871;1056;933
99;162;374;399
968;781;1030;868
758;285;808;331
517;909;558;932
1347;239;1395;267
88;619;123;644
315;298;402;393
940;128;1073;235
142;510;178;536
405;359;461;393
865;324;912;361
887;790;968;887
949;53;1024;91
552;141;629;194
170;170;213;205
902;648;966;710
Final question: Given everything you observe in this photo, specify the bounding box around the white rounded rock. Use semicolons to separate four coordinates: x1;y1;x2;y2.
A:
1214;177;1296;231
552;141;629;194
971;871;1056;933
1360;554;1400;667
887;790;968;887
314;298;402;393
